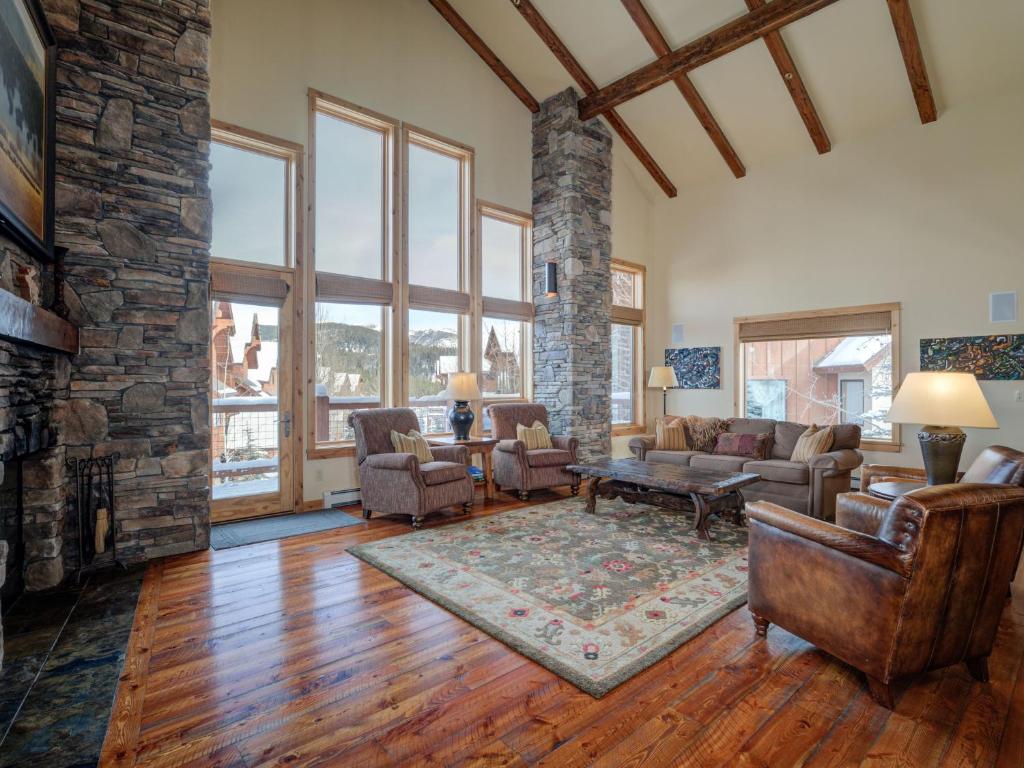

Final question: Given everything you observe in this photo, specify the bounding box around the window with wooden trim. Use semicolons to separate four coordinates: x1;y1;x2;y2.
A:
479;203;531;410
734;303;901;451
611;261;645;431
309;93;396;454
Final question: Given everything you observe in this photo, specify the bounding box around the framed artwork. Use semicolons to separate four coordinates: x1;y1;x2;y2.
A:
0;0;56;260
920;335;1023;380
666;347;721;389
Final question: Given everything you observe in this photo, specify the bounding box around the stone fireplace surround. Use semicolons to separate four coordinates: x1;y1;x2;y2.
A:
0;0;213;650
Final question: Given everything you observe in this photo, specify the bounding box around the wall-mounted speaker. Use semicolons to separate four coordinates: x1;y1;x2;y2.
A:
671;323;685;345
990;291;1018;323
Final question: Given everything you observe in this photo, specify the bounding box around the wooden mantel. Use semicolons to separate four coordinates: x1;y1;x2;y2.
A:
0;289;78;354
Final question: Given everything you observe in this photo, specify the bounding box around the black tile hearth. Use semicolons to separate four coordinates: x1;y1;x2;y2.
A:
0;567;143;768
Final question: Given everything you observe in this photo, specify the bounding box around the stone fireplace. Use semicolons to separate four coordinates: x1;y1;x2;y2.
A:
0;0;213;641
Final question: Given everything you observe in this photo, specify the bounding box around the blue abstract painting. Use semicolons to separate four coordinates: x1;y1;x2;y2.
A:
665;347;721;390
920;335;1023;380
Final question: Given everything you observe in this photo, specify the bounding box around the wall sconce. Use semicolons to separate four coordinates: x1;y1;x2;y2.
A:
545;261;557;297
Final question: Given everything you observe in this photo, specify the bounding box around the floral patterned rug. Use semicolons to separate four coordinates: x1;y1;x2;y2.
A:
347;496;748;698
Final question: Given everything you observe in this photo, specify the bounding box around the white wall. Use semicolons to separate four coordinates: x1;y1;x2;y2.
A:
210;0;658;499
648;88;1024;471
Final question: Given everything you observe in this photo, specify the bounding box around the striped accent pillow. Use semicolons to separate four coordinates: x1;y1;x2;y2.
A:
790;425;835;463
390;429;433;463
655;417;689;451
516;421;552;450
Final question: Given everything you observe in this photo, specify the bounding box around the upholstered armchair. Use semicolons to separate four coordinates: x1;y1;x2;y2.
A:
860;445;1024;493
348;408;474;529
746;483;1024;708
486;403;580;501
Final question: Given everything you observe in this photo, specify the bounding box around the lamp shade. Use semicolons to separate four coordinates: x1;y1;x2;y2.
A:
445;372;481;401
886;372;998;428
647;366;678;389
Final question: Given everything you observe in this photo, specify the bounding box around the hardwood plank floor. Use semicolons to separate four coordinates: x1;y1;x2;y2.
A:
102;490;1024;767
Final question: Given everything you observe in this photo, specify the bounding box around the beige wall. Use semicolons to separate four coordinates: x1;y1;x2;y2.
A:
210;0;657;500
647;88;1024;472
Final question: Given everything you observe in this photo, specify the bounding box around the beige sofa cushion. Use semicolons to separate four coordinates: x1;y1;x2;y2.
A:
646;450;705;466
791;425;835;462
771;421;807;460
743;459;810;485
689;454;748;474
656;418;689;451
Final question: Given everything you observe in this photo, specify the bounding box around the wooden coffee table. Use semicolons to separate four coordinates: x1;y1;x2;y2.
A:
568;458;761;541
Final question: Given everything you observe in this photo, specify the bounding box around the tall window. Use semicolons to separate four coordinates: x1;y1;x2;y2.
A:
735;304;901;450
404;128;473;433
479;204;531;411
611;261;645;431
309;93;395;454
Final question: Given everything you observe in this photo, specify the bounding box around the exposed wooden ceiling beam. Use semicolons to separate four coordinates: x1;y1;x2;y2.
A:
427;0;539;113
885;0;937;123
510;0;677;198
578;0;841;121
745;0;830;154
620;0;745;179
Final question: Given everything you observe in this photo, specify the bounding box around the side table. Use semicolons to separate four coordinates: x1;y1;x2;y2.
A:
427;436;498;500
868;480;926;501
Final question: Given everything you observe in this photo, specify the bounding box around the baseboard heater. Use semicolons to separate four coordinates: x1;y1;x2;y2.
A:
323;488;362;509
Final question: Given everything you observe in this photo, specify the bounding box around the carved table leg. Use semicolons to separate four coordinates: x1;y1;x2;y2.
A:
689;492;712;540
585;477;600;514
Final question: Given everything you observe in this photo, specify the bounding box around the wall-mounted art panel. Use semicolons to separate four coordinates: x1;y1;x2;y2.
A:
920;335;1023;380
665;347;721;389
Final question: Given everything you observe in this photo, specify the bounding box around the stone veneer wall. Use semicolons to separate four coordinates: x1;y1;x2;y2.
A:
0;0;214;589
531;88;613;461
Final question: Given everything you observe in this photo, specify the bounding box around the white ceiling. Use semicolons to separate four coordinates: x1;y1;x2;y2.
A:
445;0;1024;197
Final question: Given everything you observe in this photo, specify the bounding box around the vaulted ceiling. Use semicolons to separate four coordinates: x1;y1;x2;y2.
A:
438;0;1024;198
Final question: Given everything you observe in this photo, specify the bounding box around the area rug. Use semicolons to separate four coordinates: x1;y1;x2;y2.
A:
211;509;363;549
347;497;748;697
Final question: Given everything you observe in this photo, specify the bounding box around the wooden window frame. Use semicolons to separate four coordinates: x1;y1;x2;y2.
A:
208;121;306;511
477;201;533;428
307;91;399;459
732;302;903;453
401;125;475;435
611;260;646;436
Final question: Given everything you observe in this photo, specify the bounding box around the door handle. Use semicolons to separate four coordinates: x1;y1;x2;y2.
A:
282;411;291;438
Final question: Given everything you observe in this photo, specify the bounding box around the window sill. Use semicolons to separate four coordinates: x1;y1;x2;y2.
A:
307;444;357;460
859;440;903;453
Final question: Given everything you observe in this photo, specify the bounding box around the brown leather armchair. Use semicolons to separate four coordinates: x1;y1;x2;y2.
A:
860;445;1024;492
486;403;580;501
746;483;1024;708
348;408;474;528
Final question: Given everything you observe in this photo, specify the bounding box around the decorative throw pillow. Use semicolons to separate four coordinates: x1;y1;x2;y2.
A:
790;424;835;463
655;417;689;451
713;432;772;460
684;416;729;453
390;429;433;463
517;421;552;450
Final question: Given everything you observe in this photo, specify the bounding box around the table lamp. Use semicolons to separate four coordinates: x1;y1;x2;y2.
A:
886;371;998;485
445;372;481;440
648;366;678;417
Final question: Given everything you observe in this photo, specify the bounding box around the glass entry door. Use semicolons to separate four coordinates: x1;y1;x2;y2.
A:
210;278;296;522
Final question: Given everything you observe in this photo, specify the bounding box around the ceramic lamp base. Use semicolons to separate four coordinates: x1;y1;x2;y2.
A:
448;400;474;440
919;425;966;485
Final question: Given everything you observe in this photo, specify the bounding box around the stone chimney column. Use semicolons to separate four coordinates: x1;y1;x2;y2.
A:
531;88;613;460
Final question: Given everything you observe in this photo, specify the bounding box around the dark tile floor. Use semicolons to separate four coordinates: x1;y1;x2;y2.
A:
0;566;143;768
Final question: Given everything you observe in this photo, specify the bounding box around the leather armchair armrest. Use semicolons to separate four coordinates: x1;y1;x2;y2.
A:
629;435;656;460
746;501;911;577
861;464;927;490
429;445;469;465
496;439;526;455
836;492;889;537
365;452;419;472
809;449;863;475
550;435;579;460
